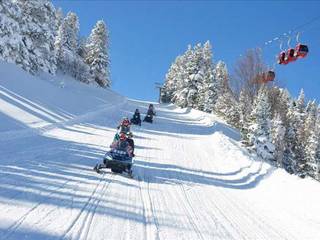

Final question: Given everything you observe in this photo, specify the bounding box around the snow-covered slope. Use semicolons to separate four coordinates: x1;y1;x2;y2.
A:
0;62;124;137
1;62;320;240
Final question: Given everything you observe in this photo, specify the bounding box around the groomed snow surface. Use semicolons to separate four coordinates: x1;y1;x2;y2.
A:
1;62;320;240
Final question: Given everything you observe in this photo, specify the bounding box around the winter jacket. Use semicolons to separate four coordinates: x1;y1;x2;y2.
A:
110;140;133;157
117;125;130;133
127;138;134;152
147;109;154;116
132;112;141;120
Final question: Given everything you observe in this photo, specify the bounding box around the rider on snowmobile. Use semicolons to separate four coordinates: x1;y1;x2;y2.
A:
126;132;135;157
148;104;156;116
117;117;131;133
131;109;141;126
110;133;133;157
143;104;156;123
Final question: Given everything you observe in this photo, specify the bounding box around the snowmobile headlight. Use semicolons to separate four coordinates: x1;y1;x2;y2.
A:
105;152;113;160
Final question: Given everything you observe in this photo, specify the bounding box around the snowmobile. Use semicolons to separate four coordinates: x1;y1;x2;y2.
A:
131;109;142;126
143;106;155;123
143;114;153;123
130;115;141;126
94;149;133;177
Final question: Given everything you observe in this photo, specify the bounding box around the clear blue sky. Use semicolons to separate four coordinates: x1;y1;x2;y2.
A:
52;0;320;102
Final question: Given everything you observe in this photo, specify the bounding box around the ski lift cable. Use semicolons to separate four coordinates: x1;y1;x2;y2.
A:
237;15;320;73
261;14;320;49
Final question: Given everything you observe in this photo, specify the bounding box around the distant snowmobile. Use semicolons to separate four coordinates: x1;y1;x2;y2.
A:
131;109;141;126
143;113;153;123
143;104;156;123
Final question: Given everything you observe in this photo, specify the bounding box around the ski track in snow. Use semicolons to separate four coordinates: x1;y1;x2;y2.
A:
1;90;320;239
1;179;71;240
60;173;114;240
138;178;160;240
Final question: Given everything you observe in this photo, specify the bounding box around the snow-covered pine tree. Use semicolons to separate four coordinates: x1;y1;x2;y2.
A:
215;88;240;127
305;114;320;180
213;61;239;127
77;37;87;59
296;89;306;115
173;45;197;108
55;7;63;34
55;12;92;83
213;61;229;102
162;55;184;103
294;89;308;175
164;42;216;109
0;1;22;64
268;87;282;118
171;48;189;107
284;101;298;173
247;86;274;160
198;41;215;112
284;89;306;175
271;113;286;167
55;11;79;73
275;88;291;123
185;43;204;108
239;89;252;145
85;20;110;87
17;0;57;74
303;100;318;177
304;100;317;142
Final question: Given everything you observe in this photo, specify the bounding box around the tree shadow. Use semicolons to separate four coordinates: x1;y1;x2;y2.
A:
0;86;70;125
134;159;253;177
0;131;188;237
0;226;59;240
134;145;162;151
133;159;274;190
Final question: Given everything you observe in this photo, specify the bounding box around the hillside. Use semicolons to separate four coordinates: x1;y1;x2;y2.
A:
1;62;320;239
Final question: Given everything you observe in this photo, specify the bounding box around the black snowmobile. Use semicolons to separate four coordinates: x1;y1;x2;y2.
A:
94;149;133;177
143;114;153;123
130;111;141;126
143;109;155;123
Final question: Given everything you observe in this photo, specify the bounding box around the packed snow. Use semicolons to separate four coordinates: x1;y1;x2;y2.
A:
1;62;320;240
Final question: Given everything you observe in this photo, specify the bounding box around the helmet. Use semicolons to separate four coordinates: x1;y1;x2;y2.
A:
122;118;130;126
119;133;127;141
127;132;133;138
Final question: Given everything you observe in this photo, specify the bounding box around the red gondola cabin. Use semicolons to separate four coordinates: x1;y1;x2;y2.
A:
294;43;308;58
285;48;297;63
264;71;275;82
278;51;287;65
254;71;275;84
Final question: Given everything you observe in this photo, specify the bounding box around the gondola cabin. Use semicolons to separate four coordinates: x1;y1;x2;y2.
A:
278;51;288;65
254;71;275;84
294;43;308;58
285;48;297;63
264;70;275;82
